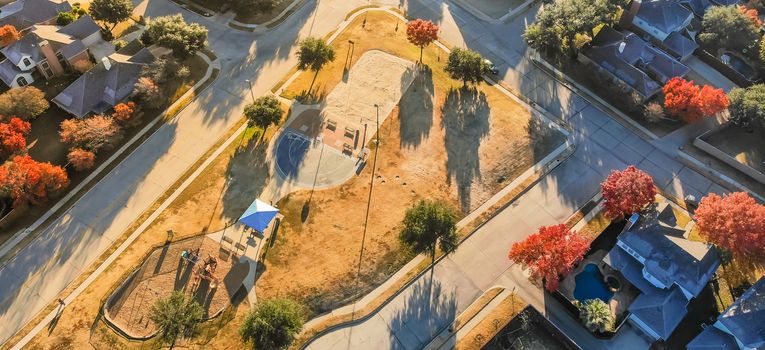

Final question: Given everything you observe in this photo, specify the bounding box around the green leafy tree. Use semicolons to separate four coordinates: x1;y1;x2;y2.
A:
700;6;760;54
574;299;614;333
728;84;765;129
141;14;208;57
90;0;134;31
149;291;203;349
239;298;305;350
0;86;49;120
296;37;335;97
523;0;618;56
399;199;459;263
244;95;282;134
444;48;489;87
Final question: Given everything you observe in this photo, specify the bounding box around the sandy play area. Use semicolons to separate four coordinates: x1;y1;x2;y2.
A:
105;235;247;338
271;50;417;189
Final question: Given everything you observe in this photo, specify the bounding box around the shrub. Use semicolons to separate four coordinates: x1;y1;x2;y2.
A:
67;148;95;171
644;102;666;123
133;77;163;108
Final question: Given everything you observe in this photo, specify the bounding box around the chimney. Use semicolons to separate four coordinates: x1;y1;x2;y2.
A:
101;57;111;70
620;0;642;27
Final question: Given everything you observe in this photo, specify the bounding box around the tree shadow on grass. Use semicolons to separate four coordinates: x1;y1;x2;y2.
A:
399;66;435;149
219;134;271;227
441;87;491;212
526;115;565;163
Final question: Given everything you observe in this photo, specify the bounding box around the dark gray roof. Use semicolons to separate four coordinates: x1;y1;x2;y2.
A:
680;0;712;17
618;224;720;297
687;326;739;350
717;277;765;349
636;0;694;34
628;286;688;340
0;32;44;65
0;58;22;86
663;31;698;59
709;0;740;5
58;15;100;40
53;48;155;118
0;0;71;31
581;27;690;98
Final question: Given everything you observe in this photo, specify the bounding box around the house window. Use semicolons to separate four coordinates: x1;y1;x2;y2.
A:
16;76;28;86
22;58;32;67
40;60;54;78
55;52;68;69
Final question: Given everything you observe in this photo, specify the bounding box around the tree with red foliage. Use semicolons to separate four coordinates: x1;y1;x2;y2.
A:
601;166;656;220
67;148;95;171
406;19;439;64
739;5;762;27
508;224;590;291
0;117;30;158
663;77;729;123
0;155;69;207
0;25;19;46
112;102;136;124
694;192;765;261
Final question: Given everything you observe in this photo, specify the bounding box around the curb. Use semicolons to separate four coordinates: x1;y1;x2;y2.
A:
0;50;220;267
6;49;221;350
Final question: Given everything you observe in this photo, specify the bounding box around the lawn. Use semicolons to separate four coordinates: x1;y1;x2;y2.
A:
0;54;209;245
703;125;765;174
233;0;296;24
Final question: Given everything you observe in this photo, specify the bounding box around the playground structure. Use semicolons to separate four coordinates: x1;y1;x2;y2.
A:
103;234;246;338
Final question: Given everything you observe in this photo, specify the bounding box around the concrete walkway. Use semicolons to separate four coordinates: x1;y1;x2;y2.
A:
0;0;369;345
304;0;735;349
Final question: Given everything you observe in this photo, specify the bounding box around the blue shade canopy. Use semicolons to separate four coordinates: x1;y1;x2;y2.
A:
238;199;279;233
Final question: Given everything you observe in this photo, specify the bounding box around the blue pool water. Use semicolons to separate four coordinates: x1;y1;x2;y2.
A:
573;264;614;303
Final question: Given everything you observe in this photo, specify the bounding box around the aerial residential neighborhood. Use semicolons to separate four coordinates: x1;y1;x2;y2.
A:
0;0;763;349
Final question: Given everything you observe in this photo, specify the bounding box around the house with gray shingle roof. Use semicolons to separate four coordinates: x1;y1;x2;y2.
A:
688;277;765;350
622;0;700;61
579;26;691;101
603;205;721;342
0;0;71;33
0;15;100;87
52;47;155;118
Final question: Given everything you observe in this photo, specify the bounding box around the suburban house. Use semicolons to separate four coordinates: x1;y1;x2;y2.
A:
603;209;721;342
53;47;156;118
687;277;765;350
579;26;691;101
0;0;72;34
622;0;699;61
679;0;742;18
0;15;101;88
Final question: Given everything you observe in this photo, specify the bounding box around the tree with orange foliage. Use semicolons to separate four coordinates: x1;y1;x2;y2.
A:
694;192;765;261
0;117;30;158
0;155;69;207
406;19;439;64
60;115;122;153
738;5;762;27
508;224;590;291
112;101;136;124
601;166;656;220
0;25;19;46
67;148;95;171
663;77;729;123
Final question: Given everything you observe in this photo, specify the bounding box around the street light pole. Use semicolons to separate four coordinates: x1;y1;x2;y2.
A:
244;79;255;103
354;104;381;319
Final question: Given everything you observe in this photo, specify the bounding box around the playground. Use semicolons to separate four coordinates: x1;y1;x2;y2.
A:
104;234;249;338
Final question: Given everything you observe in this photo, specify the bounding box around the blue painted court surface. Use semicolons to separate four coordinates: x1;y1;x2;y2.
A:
573;264;614;303
275;131;311;178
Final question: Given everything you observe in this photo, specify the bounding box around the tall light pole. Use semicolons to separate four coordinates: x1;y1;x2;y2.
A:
244;79;255;103
354;104;381;318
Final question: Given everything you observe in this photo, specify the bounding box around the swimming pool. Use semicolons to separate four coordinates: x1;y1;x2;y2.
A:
573;264;614;303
